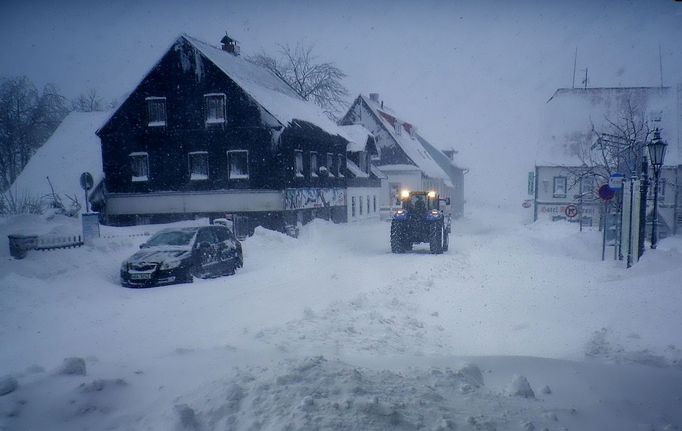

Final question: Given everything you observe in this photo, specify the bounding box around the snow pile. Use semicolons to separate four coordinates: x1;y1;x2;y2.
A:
166;356;557;431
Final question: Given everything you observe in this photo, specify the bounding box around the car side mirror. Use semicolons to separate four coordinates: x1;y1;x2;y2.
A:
139;243;148;249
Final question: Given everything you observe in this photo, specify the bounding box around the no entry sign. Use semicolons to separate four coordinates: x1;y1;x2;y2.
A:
598;184;615;201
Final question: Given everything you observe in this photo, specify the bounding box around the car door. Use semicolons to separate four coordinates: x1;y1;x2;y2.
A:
195;228;221;276
212;226;236;272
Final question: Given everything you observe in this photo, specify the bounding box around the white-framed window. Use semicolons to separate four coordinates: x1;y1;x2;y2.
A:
359;195;363;215
553;176;567;198
294;150;304;178
580;176;594;196
205;93;226;124
129;152;149;182
310;152;318;177
188;151;209;181
337;154;344;177
351;196;356;217
227;150;249;179
146;97;166;127
327;153;335;177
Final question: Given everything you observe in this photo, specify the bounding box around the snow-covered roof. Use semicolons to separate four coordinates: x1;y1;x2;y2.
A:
359;95;454;183
370;165;387;179
537;86;681;166
338;124;373;152
345;160;369;178
183;35;350;140
376;164;422;172
10;111;110;209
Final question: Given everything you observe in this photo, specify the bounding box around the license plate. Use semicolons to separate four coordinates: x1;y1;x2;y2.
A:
130;273;152;280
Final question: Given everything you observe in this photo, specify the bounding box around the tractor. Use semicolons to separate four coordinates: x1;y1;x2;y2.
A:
390;190;451;254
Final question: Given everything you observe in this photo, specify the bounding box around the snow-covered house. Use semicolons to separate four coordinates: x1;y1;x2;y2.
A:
97;34;352;234
339;93;465;217
534;86;682;236
9;111;110;211
338;124;386;221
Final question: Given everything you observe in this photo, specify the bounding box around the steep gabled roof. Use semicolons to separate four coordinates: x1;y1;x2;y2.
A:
354;95;454;186
100;34;349;140
183;35;348;138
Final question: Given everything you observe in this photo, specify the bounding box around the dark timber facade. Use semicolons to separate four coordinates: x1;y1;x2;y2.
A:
97;35;348;235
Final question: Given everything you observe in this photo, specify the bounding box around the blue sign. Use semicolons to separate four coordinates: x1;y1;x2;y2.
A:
608;173;624;190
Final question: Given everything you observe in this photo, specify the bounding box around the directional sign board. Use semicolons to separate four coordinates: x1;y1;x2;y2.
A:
608;173;624;190
80;172;94;191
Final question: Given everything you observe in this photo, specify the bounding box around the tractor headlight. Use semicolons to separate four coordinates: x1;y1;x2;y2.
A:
427;191;436;199
400;189;410;199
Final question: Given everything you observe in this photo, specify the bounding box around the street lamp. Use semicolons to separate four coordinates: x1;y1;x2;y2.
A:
647;128;667;249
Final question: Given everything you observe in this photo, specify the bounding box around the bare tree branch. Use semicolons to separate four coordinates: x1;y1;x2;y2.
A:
248;43;349;120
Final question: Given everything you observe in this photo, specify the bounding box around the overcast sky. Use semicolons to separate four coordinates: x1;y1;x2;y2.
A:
2;0;681;203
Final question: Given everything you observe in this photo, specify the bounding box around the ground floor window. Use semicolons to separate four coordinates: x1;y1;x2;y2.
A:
227;150;249;179
359;196;364;215
351;196;356;217
373;195;377;212
367;195;370;214
188;151;209;180
129;152;149;182
294;150;304;177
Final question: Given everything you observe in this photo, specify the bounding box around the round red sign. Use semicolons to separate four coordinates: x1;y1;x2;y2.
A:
564;204;578;218
598;184;615;201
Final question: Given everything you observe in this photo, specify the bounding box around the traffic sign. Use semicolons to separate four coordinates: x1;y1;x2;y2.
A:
608;173;624;190
598;184;615;201
564;204;578;218
80;172;94;191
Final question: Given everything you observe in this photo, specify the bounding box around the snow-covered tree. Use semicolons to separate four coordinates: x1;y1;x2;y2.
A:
0;76;69;191
248;44;349;120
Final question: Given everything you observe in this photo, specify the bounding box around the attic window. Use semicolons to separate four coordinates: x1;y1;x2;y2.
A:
337;154;344;177
395;121;402;136
188;151;209;181
205;93;226;124
146;97;166;127
129;152;149;182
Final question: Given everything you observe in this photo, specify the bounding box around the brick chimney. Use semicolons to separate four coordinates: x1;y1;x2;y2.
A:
220;33;240;56
369;93;380;103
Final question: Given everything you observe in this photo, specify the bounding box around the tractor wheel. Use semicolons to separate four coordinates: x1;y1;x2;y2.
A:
429;222;443;254
391;222;406;253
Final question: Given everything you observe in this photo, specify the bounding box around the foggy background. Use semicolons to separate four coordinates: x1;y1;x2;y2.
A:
2;0;681;205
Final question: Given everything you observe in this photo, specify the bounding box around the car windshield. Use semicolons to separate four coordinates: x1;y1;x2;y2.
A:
144;230;196;247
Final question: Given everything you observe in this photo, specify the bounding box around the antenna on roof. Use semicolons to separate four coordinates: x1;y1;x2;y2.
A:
581;68;588;89
572;47;578;89
659;44;664;88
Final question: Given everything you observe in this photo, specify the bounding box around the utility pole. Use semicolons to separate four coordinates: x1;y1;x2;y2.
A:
572;47;578;89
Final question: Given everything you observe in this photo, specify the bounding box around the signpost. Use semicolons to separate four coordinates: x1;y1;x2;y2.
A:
80;172;99;245
598;184;615;261
608;173;624;190
621;178;641;268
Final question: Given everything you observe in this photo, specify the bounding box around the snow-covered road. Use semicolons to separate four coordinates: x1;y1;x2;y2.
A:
1;204;681;430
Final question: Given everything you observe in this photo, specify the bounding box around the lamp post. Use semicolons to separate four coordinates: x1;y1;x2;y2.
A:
647;128;667;249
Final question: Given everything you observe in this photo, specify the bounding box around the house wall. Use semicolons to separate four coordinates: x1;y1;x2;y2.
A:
534;165;601;225
347;186;382;222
